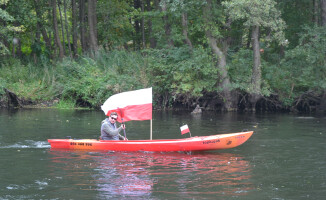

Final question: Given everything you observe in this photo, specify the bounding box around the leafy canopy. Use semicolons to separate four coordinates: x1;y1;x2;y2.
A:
223;0;286;45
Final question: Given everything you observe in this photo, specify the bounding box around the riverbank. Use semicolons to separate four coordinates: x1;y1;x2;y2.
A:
1;50;325;114
0;89;87;110
1;87;325;114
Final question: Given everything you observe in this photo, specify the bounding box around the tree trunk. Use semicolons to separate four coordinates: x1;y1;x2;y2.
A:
322;0;326;26
248;25;262;112
36;22;41;43
57;0;66;55
16;38;22;58
52;0;64;59
320;0;326;114
88;0;98;54
72;0;78;57
181;12;193;49
92;0;98;41
147;0;156;48
314;0;319;25
35;0;52;55
133;0;141;49
12;39;16;58
34;0;52;54
141;0;145;49
204;0;237;111
64;0;72;57
161;1;174;47
33;23;41;63
41;29;52;54
79;0;87;53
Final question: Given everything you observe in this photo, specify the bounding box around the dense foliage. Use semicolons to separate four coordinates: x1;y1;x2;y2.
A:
1;0;326;112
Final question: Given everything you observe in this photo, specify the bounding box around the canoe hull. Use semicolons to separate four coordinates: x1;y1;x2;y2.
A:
48;131;253;152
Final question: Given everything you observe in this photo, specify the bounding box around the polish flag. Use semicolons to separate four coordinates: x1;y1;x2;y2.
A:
180;124;190;135
101;88;152;123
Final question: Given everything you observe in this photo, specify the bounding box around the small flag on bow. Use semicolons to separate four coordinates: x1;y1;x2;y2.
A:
180;124;190;135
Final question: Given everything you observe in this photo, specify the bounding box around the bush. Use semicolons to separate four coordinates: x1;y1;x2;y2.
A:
277;26;326;104
144;46;218;107
0;58;54;100
54;50;150;108
228;49;271;96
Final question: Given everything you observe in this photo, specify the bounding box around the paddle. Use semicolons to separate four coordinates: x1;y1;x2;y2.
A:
121;119;127;140
118;108;127;140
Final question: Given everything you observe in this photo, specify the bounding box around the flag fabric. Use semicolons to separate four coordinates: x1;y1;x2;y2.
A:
101;88;152;123
180;124;190;135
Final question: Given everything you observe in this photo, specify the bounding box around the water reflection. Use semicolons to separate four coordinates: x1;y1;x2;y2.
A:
48;150;253;198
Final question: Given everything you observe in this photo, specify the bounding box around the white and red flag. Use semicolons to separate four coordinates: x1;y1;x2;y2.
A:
101;88;152;123
180;124;190;135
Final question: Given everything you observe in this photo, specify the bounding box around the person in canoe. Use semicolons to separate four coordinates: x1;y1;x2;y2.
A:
101;112;127;140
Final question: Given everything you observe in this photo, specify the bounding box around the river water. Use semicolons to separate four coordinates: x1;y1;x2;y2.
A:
0;108;325;199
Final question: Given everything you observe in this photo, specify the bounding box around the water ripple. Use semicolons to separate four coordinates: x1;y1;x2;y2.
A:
0;140;50;149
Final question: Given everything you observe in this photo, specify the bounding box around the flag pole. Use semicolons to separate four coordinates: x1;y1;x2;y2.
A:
150;119;152;140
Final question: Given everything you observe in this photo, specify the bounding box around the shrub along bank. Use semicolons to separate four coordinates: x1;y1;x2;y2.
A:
0;48;325;113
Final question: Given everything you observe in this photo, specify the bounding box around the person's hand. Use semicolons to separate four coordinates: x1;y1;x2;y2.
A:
124;137;128;141
121;124;126;129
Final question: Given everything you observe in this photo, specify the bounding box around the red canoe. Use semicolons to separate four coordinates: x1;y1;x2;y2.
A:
48;131;253;152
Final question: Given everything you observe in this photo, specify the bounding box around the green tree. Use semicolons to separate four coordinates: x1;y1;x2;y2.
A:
223;0;286;111
97;0;135;49
203;0;236;111
277;26;326;110
0;0;21;55
277;0;315;49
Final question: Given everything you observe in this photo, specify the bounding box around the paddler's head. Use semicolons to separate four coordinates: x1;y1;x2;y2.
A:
109;112;118;123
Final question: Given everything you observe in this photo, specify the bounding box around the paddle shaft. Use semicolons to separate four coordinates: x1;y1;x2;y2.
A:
118;107;127;140
121;118;127;140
